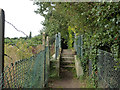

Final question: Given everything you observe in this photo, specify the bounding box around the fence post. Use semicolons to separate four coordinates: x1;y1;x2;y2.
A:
42;32;45;50
55;34;58;60
58;32;61;49
77;35;80;57
0;9;5;89
46;36;50;66
42;32;45;87
80;35;83;59
74;33;77;52
45;36;49;87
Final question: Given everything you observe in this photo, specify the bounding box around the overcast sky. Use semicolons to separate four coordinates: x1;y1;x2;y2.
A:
0;0;44;38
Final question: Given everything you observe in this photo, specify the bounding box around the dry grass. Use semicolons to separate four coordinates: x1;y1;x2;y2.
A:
4;44;43;67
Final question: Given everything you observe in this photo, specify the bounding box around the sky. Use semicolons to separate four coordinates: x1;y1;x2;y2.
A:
0;0;45;38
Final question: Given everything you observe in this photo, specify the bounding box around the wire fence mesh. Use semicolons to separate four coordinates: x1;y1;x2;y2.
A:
0;9;57;88
74;34;120;88
74;35;83;58
0;46;49;88
49;35;55;57
97;49;120;88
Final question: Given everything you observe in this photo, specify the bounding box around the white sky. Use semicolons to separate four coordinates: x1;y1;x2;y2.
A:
0;0;45;38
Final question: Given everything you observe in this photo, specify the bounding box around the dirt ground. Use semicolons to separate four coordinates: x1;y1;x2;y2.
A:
48;68;87;88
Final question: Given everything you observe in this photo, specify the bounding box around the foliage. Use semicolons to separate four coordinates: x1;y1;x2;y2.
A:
68;26;73;48
4;34;43;66
34;2;120;87
5;34;42;47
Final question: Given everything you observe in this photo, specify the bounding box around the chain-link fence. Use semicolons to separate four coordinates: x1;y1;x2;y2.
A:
49;35;55;57
74;34;120;88
55;33;61;60
0;46;49;88
74;34;83;58
97;49;120;88
0;8;58;89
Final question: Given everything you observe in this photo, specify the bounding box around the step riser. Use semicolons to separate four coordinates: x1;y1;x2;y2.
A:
62;58;74;61
61;54;74;57
62;50;73;51
61;66;75;68
61;63;75;65
61;61;75;64
62;52;75;55
61;49;75;68
62;60;74;62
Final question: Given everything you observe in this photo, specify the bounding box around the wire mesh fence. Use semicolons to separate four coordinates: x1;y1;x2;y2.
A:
0;46;49;88
97;49;120;88
55;34;60;60
49;35;55;57
0;9;58;89
74;34;83;58
74;34;120;88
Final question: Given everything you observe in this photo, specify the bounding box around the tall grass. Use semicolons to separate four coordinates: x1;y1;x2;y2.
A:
4;42;42;67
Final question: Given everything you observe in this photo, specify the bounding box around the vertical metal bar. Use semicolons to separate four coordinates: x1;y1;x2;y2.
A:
58;32;61;49
0;8;5;89
78;36;80;57
11;63;15;88
74;33;77;52
42;32;45;87
45;36;49;87
44;46;46;87
81;35;83;59
42;32;45;50
55;34;57;60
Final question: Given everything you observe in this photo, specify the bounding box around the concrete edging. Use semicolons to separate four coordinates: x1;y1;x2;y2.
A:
74;55;83;78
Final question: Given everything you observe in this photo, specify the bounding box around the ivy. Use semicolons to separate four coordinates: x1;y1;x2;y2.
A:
34;2;120;87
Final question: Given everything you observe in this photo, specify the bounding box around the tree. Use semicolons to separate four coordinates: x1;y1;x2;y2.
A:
29;31;32;39
33;2;120;73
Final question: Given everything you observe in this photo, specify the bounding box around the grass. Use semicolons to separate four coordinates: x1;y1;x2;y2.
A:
69;67;95;88
79;74;95;88
4;43;43;67
49;61;60;80
49;69;59;79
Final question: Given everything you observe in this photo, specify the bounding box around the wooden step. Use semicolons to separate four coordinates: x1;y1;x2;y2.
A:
62;60;75;63
61;61;75;65
62;49;75;53
62;65;75;68
62;54;74;56
62;49;73;51
62;51;75;54
61;57;74;61
62;54;75;56
61;57;74;59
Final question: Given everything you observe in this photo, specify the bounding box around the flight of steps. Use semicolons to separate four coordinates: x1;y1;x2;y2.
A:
61;49;75;68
